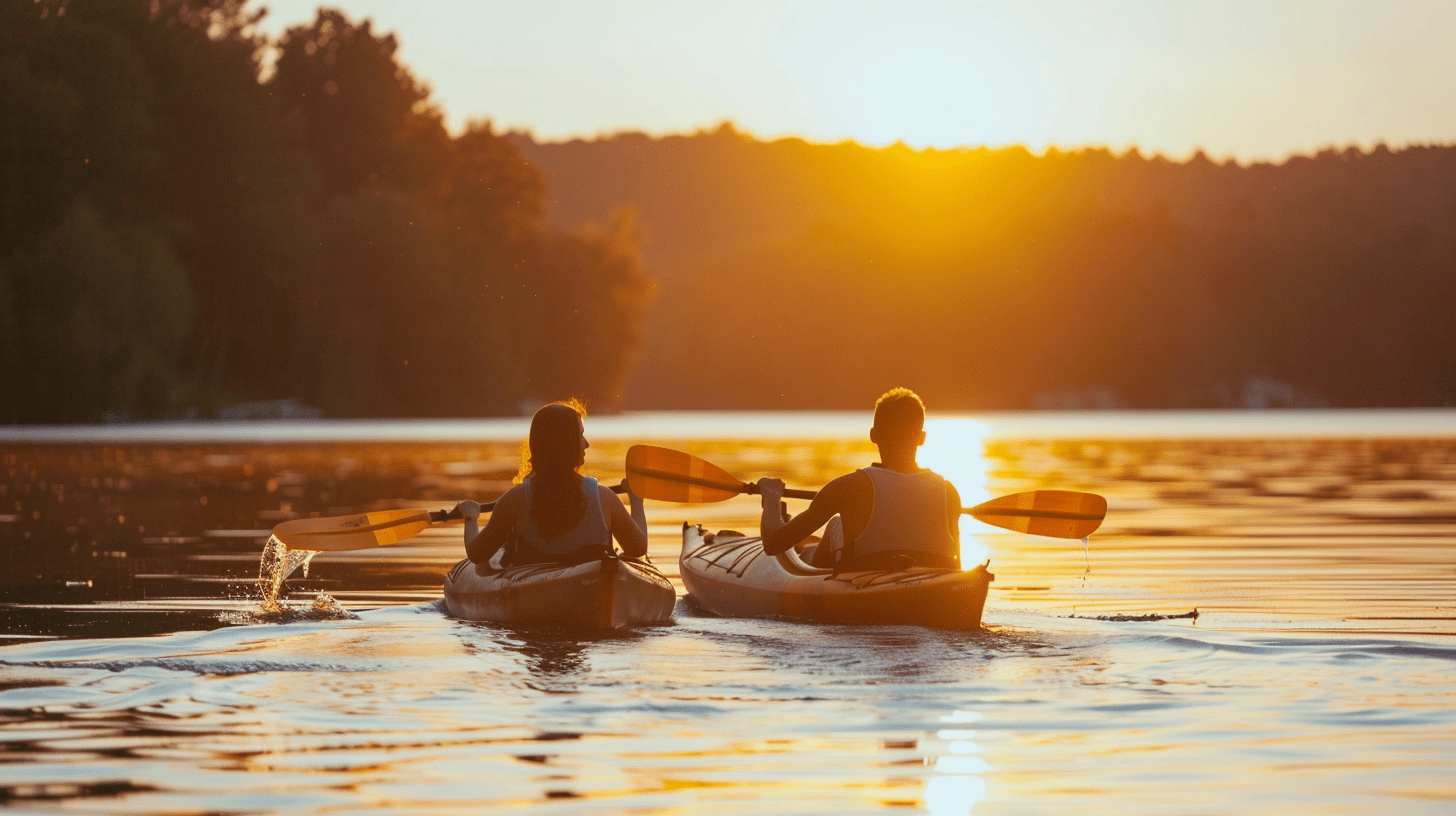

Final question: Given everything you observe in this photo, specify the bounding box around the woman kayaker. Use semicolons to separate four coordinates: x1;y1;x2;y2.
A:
756;387;962;571
454;400;649;566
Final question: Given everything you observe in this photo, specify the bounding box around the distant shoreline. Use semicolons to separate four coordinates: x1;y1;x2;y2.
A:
3;408;1454;444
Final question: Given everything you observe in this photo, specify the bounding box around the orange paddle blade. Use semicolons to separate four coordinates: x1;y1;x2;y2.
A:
271;508;436;551
965;490;1106;539
625;445;747;503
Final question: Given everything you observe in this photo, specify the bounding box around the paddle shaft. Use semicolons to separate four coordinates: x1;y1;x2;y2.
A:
966;504;1104;522
630;462;1100;522
624;445;1105;538
750;484;1106;538
427;481;630;522
624;464;816;501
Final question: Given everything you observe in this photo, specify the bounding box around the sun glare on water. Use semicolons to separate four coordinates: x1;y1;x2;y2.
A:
921;418;994;567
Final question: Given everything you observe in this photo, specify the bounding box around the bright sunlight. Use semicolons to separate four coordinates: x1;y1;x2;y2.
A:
921;417;994;567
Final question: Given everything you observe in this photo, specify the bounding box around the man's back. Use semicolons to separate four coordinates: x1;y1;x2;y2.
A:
845;466;959;567
764;464;961;567
758;387;961;568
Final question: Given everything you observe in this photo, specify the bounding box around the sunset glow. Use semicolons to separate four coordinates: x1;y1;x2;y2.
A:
257;0;1456;162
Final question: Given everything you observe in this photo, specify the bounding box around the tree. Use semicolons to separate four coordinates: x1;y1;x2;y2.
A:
270;9;448;197
1;202;192;422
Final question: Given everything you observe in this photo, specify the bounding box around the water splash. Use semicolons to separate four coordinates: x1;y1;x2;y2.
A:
258;535;319;612
307;590;349;615
250;536;355;621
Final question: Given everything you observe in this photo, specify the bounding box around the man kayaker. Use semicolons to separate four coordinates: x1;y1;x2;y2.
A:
757;387;961;570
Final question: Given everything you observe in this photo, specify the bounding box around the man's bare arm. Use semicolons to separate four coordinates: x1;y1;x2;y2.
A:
761;476;852;555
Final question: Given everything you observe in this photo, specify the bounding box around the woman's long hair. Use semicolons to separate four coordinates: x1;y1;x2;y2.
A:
517;399;588;538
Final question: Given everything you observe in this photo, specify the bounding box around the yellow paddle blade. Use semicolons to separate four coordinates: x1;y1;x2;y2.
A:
966;490;1107;539
625;445;747;503
271;508;435;551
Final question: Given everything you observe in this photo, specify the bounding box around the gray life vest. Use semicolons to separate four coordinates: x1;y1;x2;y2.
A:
518;474;612;557
841;466;957;568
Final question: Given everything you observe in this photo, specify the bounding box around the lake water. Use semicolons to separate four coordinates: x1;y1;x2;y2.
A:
2;410;1454;814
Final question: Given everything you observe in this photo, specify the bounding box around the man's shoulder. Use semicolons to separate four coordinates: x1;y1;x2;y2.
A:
824;468;871;488
819;469;872;503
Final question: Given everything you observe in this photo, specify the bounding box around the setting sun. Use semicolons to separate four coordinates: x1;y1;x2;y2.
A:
922;417;995;566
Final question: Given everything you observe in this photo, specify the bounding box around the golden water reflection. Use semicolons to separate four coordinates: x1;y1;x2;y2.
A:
926;711;989;814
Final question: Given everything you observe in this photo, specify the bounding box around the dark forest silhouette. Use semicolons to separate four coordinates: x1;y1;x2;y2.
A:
2;0;648;422
515;126;1456;410
4;1;1455;422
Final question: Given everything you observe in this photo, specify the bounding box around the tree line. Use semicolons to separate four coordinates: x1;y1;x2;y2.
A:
515;126;1456;409
1;0;650;422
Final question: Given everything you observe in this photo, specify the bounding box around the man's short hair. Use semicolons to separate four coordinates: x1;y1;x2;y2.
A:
872;387;925;443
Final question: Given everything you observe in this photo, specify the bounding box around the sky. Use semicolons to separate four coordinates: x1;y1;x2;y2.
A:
254;0;1456;163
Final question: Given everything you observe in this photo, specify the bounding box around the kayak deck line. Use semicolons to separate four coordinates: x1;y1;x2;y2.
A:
690;532;765;578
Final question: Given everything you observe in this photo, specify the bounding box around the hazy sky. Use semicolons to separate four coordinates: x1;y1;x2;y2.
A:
254;0;1456;162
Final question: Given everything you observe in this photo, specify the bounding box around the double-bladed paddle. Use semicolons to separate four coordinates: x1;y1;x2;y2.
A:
269;484;630;551
624;444;1106;539
269;506;462;552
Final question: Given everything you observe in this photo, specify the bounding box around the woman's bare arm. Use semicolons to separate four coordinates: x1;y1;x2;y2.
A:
465;486;523;564
602;483;648;558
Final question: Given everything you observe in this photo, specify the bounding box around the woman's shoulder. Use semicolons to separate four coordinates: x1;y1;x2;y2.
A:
493;483;528;509
594;479;626;504
591;478;614;497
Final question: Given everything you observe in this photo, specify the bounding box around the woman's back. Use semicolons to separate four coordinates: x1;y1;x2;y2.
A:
457;399;649;567
510;474;612;565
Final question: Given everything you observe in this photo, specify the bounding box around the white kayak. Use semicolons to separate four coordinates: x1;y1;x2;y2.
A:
680;524;993;630
444;555;676;629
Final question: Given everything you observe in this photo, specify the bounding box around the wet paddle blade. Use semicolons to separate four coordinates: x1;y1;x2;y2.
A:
625;445;747;503
966;490;1107;539
271;508;435;551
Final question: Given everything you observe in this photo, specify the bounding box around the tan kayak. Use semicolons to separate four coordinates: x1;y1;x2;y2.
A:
680;523;993;630
444;555;676;629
